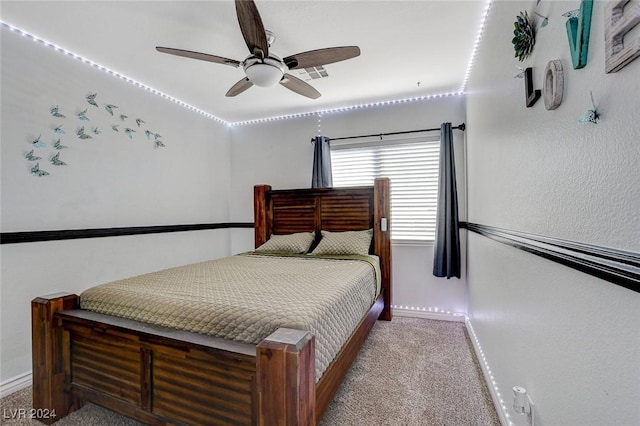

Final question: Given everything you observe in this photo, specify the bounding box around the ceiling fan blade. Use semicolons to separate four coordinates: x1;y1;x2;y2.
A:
283;46;360;70
226;77;254;97
235;0;269;58
280;74;321;99
156;47;240;68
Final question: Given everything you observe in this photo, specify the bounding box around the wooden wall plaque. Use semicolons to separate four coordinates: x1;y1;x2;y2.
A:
605;0;640;73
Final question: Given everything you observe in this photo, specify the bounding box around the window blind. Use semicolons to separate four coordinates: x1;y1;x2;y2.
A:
331;136;440;241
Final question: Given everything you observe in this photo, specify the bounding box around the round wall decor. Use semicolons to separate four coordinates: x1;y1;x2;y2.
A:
543;59;564;110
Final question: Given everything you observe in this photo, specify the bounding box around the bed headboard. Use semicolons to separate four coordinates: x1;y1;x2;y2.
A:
254;178;391;320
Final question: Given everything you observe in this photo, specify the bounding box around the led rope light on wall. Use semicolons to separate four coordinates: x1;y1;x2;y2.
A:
391;304;465;318
456;3;509;421
229;91;465;127
466;318;513;426
461;0;493;92
0;21;228;125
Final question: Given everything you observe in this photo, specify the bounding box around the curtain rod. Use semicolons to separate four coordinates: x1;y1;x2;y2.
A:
311;123;465;142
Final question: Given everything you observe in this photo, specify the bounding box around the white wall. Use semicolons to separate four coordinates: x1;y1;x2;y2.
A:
465;1;640;425
229;97;469;315
0;26;232;384
229;116;318;222
228;115;318;254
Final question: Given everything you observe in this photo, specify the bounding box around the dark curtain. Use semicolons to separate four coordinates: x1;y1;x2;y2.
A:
311;136;332;188
433;122;461;278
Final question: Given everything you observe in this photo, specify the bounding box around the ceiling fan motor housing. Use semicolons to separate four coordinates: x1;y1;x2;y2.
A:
243;55;287;87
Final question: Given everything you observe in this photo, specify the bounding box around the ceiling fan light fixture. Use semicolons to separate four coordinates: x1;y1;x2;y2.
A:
244;57;285;87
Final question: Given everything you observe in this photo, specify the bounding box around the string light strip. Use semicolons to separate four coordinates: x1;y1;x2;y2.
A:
229;91;464;126
466;317;513;426
391;304;465;318
457;8;510;417
460;0;493;92
0;21;228;125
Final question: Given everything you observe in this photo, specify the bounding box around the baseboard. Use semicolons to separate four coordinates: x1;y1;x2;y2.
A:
0;371;32;398
465;318;511;426
392;306;465;322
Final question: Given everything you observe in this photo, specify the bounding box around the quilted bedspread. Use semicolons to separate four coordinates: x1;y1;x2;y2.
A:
80;252;380;380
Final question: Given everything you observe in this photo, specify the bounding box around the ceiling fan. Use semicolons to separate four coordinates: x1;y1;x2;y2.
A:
156;0;360;99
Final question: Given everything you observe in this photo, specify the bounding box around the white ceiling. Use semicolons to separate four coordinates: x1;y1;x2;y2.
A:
1;1;487;123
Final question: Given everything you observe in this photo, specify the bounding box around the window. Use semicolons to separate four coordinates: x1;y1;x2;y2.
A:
331;136;440;241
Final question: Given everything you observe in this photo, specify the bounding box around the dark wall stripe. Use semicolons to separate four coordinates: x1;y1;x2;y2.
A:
0;223;254;245
461;222;640;293
6;220;637;293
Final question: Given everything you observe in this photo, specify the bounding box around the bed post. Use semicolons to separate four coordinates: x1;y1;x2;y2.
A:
31;293;80;424
374;178;392;321
256;328;316;426
254;184;272;248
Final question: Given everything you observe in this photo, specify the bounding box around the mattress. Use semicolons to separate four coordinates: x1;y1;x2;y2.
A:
80;252;380;380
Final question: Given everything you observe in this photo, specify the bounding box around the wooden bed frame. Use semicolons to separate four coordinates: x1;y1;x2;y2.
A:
31;178;392;425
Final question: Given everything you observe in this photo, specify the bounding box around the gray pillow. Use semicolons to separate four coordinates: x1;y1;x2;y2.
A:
311;229;373;256
255;232;315;254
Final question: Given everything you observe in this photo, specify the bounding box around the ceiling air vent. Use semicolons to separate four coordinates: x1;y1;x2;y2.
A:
297;65;329;81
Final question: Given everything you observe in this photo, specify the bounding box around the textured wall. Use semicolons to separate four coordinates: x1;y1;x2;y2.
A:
466;1;640;424
0;26;232;383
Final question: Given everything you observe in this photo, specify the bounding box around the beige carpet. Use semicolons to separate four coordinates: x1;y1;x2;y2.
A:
0;317;499;425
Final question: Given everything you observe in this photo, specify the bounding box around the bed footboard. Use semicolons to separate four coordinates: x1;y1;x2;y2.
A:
31;294;320;425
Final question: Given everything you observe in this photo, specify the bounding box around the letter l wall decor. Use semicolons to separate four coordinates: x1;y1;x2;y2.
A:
524;67;541;107
566;0;593;69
